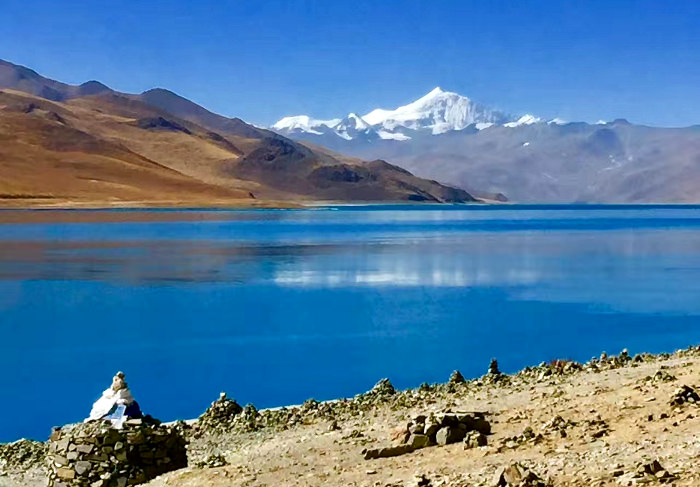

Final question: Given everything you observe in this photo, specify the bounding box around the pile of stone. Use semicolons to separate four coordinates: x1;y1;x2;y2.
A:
196;392;244;433
448;370;466;385
630;460;676;483
493;462;550;487
541;415;576;438
514;359;583;383
643;369;677;384
499;426;544;451
585;350;634;372
356;378;396;403
46;419;187;487
194;453;228;469
669;385;700;406
364;411;490;460
0;439;46;474
582;414;609;439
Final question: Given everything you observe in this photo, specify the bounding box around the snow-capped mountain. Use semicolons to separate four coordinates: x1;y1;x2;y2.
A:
334;113;377;140
361;87;511;135
271;87;542;141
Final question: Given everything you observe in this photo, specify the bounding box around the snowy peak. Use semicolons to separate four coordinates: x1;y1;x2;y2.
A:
504;114;542;128
271;88;549;141
272;115;340;135
334;113;376;140
362;87;510;135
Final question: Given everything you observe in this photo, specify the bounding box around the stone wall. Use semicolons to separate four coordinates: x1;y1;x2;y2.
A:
46;419;187;487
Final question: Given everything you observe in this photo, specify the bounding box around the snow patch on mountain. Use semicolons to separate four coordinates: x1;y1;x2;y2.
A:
378;130;411;141
272;115;340;134
504;114;542;128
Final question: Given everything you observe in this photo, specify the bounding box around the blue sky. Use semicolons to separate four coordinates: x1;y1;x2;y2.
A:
1;0;699;127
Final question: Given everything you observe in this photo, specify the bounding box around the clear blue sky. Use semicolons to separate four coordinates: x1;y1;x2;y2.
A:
2;0;699;127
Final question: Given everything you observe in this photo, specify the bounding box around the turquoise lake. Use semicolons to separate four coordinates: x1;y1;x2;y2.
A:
1;205;700;441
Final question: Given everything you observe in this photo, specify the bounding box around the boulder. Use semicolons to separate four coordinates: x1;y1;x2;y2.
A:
406;434;431;449
435;426;466;446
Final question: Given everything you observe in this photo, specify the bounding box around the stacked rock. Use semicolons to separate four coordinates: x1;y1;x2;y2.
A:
669;385;700;406
196;392;244;433
493;462;550;487
46;419;187;487
448;370;466;385
488;359;501;376
364;411;490;460
0;439;47;474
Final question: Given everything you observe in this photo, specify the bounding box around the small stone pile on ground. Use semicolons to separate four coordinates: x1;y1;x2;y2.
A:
642;369;677;384
364;411;490;460
499;426;544;451
669;385;700;406
540;415;576;438
0;439;46;475
194;454;228;469
46;418;187;487
625;460;677;484
493;462;550;487
448;370;466;385
195;392;243;433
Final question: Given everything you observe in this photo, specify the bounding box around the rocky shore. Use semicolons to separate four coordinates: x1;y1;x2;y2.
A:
4;346;700;486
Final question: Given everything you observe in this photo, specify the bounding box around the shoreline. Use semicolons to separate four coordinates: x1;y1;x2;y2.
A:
3;342;697;446
5;342;700;485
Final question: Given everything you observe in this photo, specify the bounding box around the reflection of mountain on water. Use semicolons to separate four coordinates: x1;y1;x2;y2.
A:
0;241;339;284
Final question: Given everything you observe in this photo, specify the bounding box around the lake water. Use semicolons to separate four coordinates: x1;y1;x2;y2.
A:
2;205;700;442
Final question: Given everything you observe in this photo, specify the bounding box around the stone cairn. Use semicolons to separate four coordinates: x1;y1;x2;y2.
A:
364;411;491;460
493;462;551;487
46;418;187;487
0;439;46;474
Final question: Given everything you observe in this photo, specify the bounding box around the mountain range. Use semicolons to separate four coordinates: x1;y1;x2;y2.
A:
273;88;700;203
0;59;474;207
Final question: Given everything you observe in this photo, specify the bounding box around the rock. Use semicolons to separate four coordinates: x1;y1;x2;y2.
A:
449;370;466;384
633;460;676;483
493;462;549;486
370;378;396;396
463;431;487;448
74;460;91;475
0;439;46;474
413;473;431;486
435;426;466;446
197;392;243;432
195;454;228;468
406;434;431;449
423;417;442;441
669;385;700;406
457;412;492;435
363;444;416;460
541;415;575;437
408;422;424;435
391;424;410;443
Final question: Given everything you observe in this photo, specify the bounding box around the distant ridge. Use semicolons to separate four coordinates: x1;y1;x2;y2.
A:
272;87;700;203
0;59;477;206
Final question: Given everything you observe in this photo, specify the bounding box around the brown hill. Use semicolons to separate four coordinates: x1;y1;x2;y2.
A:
0;60;475;207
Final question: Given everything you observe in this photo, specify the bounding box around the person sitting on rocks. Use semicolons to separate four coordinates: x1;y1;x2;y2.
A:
86;371;142;425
